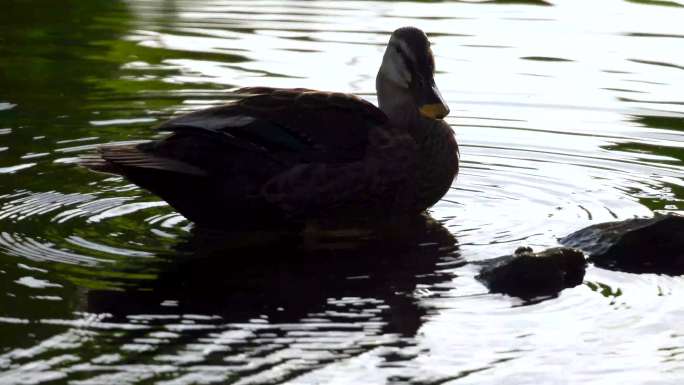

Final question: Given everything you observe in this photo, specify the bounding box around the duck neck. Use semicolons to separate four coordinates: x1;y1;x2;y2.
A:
377;74;459;209
376;75;429;142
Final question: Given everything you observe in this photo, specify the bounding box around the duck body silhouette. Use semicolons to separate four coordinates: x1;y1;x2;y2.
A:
81;27;459;229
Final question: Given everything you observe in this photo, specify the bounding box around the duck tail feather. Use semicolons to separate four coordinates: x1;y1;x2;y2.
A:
79;144;208;177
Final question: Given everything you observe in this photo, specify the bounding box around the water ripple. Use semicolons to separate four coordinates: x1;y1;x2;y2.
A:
1;0;684;383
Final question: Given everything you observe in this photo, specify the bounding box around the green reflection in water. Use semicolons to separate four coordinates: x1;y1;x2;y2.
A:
0;0;130;115
626;0;684;8
603;114;684;212
0;0;172;353
634;115;684;132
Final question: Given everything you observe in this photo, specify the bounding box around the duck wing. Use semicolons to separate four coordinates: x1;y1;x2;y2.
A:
154;88;417;216
152;87;389;168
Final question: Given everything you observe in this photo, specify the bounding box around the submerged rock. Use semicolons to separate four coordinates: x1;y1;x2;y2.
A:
560;213;684;275
476;246;586;299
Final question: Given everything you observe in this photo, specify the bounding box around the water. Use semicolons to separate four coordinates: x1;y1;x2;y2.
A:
1;0;683;383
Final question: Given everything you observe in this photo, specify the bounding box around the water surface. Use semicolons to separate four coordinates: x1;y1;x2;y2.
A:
1;0;684;383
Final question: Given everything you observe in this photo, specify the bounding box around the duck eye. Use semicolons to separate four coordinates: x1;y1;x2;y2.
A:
393;45;411;64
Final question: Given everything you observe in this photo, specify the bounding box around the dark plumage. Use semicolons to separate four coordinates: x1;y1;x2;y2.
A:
81;27;459;229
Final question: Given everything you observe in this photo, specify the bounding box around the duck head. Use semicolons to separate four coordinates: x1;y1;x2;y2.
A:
376;27;449;125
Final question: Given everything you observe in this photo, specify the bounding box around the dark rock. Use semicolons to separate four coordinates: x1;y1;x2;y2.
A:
476;247;586;299
560;213;684;275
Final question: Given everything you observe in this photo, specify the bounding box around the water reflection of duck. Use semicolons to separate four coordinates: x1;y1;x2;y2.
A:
85;215;461;336
80;27;459;228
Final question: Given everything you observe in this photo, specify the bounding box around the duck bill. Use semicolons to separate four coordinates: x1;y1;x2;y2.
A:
416;80;449;120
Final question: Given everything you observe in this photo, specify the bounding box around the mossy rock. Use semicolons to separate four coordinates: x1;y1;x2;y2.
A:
477;246;586;299
561;214;684;275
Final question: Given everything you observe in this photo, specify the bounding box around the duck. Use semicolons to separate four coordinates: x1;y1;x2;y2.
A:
80;27;459;229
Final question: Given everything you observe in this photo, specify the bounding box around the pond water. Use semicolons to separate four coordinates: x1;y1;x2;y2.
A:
1;0;684;383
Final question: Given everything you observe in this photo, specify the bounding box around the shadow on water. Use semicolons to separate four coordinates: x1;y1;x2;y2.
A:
85;215;461;337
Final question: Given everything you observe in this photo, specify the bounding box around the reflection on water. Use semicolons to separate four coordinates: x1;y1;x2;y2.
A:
1;0;684;383
2;216;460;383
88;215;458;326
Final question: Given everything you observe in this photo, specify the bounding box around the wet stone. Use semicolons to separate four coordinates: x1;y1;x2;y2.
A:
476;246;586;299
560;213;684;275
